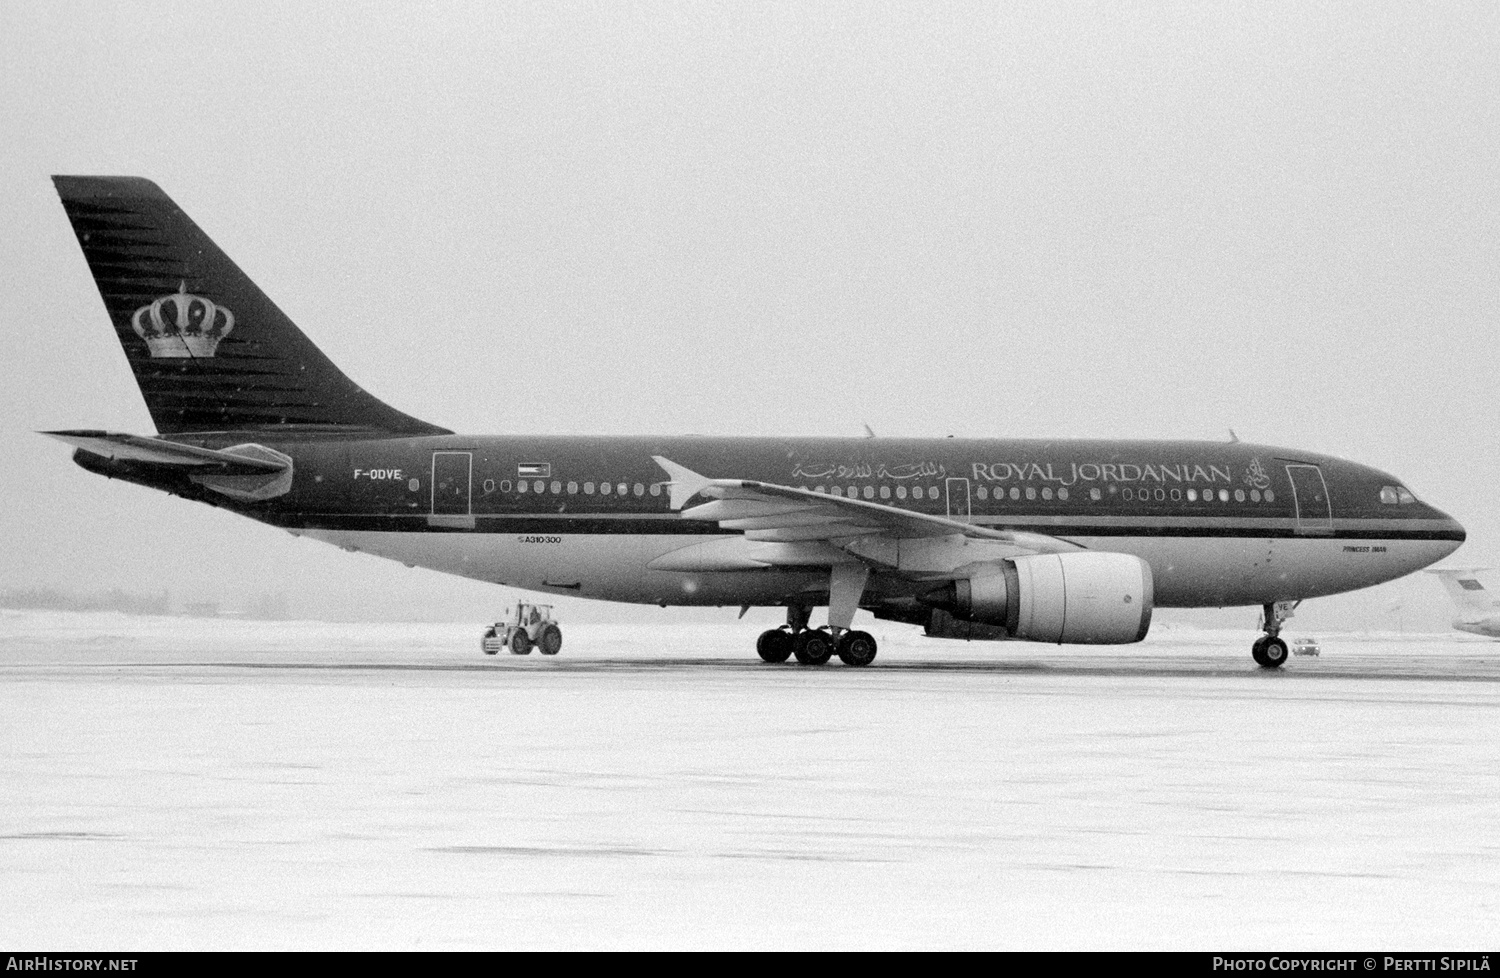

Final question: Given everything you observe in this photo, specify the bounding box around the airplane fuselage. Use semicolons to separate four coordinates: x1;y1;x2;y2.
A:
1454;618;1500;639
78;433;1464;614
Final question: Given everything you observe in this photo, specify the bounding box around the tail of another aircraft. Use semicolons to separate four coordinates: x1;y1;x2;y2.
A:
52;176;448;437
1425;568;1500;618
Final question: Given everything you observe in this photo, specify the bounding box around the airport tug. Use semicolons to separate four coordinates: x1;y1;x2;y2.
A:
482;603;563;656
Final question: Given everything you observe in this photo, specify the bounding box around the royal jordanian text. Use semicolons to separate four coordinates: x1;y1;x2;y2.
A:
971;461;1234;486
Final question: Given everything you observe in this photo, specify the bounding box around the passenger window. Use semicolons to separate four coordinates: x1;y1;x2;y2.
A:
879;486;891;500
896;486;907;500
584;482;594;494
600;482;611;495
976;486;988;501
863;486;875;500
567;481;578;494
912;486;923;500
634;483;644;496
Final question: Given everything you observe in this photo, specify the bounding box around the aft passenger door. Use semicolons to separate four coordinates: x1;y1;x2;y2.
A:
431;451;473;516
1284;464;1332;534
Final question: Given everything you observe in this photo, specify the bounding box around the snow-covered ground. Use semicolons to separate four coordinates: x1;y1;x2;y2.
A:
2;609;1497;949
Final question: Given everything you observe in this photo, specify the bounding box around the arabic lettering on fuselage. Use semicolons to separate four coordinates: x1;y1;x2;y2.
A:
791;460;1234;486
791;461;946;481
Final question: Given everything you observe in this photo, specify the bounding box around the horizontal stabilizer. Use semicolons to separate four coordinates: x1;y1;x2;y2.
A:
42;430;287;475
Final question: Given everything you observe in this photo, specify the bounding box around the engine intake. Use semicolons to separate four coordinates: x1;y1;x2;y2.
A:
921;552;1153;644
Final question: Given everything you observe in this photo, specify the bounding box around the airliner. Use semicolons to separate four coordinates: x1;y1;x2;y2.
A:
45;176;1467;668
1425;569;1500;638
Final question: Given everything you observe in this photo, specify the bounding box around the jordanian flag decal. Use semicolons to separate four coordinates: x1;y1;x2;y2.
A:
517;463;551;478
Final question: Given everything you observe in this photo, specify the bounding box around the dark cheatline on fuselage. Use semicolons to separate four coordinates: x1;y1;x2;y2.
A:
70;429;1466;616
86;433;1456;542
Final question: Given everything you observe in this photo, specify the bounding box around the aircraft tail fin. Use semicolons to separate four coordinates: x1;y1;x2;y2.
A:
1425;568;1500;616
51;176;449;437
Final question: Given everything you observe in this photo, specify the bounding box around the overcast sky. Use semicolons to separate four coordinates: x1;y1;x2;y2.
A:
2;1;1496;627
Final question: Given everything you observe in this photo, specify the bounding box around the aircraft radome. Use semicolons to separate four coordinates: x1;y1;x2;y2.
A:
45;177;1467;668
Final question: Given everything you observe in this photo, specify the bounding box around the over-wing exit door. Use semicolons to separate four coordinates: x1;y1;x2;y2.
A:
946;477;971;522
431;452;472;515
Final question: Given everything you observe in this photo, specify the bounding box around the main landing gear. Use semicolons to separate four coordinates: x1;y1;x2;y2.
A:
755;604;878;667
1251;600;1299;669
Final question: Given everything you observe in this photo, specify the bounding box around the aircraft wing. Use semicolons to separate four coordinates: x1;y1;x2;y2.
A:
652;456;1076;554
43;430;289;475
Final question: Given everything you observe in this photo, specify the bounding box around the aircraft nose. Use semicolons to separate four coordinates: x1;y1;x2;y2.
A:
1429;506;1467;557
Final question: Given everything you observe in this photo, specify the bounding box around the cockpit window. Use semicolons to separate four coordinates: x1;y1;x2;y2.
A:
1380;485;1418;505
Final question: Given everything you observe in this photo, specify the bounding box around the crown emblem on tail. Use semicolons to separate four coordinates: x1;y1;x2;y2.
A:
130;283;235;358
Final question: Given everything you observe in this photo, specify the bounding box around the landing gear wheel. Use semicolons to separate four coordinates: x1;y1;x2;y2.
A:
1251;636;1269;667
756;628;793;663
836;630;878;667
1258;636;1288;669
792;629;833;666
538;624;563;656
509;630;532;655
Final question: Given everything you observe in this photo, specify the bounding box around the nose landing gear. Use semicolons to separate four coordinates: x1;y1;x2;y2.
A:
1252;600;1299;669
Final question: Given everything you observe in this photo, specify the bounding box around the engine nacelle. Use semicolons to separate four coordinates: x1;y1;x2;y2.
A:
924;552;1154;644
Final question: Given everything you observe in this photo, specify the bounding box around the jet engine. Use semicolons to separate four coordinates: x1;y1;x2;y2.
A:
922;552;1154;644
